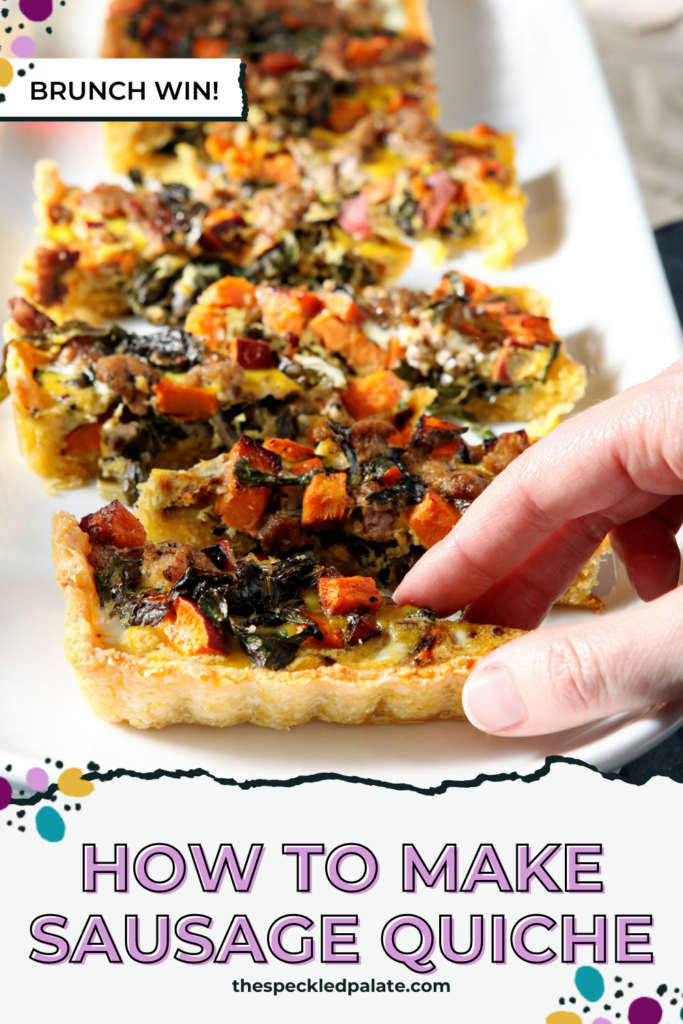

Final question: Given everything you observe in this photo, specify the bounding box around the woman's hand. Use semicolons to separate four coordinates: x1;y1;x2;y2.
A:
394;359;683;736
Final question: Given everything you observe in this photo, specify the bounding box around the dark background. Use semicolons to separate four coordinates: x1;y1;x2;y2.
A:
620;222;683;778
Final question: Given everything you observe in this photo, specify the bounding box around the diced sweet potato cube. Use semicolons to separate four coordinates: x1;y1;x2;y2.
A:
461;274;492;304
192;37;228;58
304;611;345;649
382;465;403;488
430;272;491;306
290;457;323;475
214;435;280;535
429;442;466;461
408;490;461;549
263;438;316;462
200;275;258;309
321;290;365;324
318;576;382;616
364;177;395;205
227;337;273;369
153;379;219;420
64;421;101;454
341;370;405;420
309;311;384;370
200;208;247;249
80;500;147;549
205;133;231;161
215;487;272;535
261;153;300;185
301;472;349;528
256;286;322;337
230;434;281;476
308;311;347;353
410;415;465;452
184;306;227;348
326;99;370;133
162;597;225;656
345;34;392;66
499;313;556;345
259;51;302;75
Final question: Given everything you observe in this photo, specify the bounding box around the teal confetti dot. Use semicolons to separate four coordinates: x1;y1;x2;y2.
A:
36;806;65;842
576;967;605;1003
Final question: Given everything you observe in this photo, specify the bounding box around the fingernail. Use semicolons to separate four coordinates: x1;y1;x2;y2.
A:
464;668;527;733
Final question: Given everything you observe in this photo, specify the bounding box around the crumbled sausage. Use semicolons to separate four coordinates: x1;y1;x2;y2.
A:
349;418;395;460
184;359;244;404
7;297;56;334
481;430;529;474
95;354;159;415
250;185;312;236
33;247;79;307
257;511;304;553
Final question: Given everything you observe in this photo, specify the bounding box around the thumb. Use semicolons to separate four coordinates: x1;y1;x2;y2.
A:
462;586;683;736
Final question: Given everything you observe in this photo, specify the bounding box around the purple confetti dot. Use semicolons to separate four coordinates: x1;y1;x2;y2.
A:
628;998;663;1024
26;767;49;791
0;777;11;810
19;0;52;21
11;34;35;56
593;1019;612;1024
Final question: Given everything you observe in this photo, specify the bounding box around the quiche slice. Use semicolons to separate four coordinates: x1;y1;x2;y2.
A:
100;1;525;267
17;161;411;326
134;420;608;609
101;0;436;183
185;270;586;423
52;501;524;729
204;119;527;270
3;298;348;496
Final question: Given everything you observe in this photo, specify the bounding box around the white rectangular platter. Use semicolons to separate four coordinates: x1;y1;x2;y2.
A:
0;0;682;788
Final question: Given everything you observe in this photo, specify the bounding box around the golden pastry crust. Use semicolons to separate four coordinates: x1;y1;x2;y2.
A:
52;510;524;729
464;352;587;424
4;336;99;493
557;537;611;612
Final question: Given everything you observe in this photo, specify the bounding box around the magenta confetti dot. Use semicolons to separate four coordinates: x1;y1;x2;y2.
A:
19;0;53;21
628;998;663;1024
11;35;35;56
0;777;12;810
26;767;49;791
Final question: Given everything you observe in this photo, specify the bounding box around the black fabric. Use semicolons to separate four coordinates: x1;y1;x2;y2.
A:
620;222;683;777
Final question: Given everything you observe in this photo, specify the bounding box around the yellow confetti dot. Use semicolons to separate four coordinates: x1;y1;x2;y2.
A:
546;1014;582;1024
0;58;14;89
58;767;95;798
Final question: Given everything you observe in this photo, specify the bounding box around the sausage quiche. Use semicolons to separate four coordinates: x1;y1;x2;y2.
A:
52;500;524;729
3;259;585;497
17;161;412;326
134;419;607;608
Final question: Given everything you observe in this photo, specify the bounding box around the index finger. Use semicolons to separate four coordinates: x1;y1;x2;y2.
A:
394;362;683;615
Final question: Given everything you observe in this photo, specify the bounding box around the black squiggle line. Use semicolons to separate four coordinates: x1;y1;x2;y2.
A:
10;754;683;808
239;60;248;121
